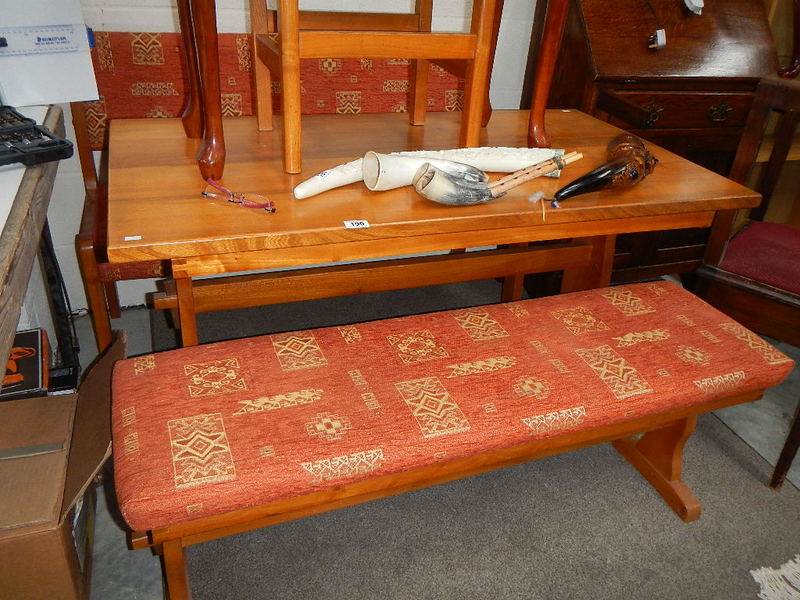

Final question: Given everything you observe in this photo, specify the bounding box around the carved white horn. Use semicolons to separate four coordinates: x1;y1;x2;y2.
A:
362;152;487;192
412;163;493;206
293;158;363;200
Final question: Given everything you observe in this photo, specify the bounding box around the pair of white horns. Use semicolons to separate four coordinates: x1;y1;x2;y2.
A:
292;146;563;199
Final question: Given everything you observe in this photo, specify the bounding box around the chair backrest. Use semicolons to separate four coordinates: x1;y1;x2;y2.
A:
705;76;800;265
70;101;102;200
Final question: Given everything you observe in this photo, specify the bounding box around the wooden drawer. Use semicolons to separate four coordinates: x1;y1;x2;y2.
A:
597;90;753;130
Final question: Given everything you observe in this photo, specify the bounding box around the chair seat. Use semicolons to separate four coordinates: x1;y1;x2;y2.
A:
720;221;800;296
111;282;793;531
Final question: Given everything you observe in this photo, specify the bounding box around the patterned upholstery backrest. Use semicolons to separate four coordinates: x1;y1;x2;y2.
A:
80;31;465;153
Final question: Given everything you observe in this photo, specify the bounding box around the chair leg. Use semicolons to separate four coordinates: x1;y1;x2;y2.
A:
190;0;226;180
177;0;203;138
410;60;430;126
162;540;192;600
770;397;800;490
76;239;113;353
278;0;302;174
104;281;122;319
409;0;433;126
527;0;569;148
613;416;702;522
459;0;497;147
480;0;504;128
250;0;274;131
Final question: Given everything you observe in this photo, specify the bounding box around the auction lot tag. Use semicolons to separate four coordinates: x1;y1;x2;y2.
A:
343;219;370;229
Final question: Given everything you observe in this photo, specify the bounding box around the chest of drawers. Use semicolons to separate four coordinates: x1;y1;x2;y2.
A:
525;0;777;283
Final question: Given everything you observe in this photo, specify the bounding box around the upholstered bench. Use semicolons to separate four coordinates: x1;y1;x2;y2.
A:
112;282;793;600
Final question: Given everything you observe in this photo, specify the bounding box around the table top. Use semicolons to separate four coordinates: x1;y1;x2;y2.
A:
107;109;758;272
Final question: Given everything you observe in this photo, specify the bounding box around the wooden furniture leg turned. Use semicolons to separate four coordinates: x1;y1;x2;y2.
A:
188;0;226;180
527;0;569;148
613;417;701;522
177;0;203;139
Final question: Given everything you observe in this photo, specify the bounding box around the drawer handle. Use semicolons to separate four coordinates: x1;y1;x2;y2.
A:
708;102;733;123
643;103;664;128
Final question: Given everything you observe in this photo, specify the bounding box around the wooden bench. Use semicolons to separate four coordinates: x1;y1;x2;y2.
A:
111;282;794;600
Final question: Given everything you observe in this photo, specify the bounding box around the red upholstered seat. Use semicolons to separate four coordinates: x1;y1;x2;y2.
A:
720;221;800;296
112;282;794;531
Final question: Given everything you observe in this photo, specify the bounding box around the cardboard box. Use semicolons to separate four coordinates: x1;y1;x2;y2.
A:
0;336;125;600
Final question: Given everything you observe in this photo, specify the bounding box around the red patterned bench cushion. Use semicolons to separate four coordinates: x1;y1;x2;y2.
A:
112;282;794;531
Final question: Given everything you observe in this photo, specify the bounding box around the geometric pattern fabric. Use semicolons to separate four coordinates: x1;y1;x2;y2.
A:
112;283;793;531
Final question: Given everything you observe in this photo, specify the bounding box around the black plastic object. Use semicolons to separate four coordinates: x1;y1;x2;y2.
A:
0;105;74;167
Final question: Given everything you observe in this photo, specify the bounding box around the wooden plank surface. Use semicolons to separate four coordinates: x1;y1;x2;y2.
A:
298;31;476;59
106;110;759;265
0;106;63;366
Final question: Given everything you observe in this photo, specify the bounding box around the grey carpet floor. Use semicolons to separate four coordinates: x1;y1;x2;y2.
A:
186;415;799;600
150;279;509;349
141;280;800;600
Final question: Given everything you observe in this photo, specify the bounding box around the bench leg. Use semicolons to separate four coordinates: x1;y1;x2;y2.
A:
162;539;192;600
613;416;702;522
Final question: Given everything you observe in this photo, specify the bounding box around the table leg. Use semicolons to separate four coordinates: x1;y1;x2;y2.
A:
560;235;615;292
175;276;199;346
190;0;226;180
177;0;203;139
500;242;528;302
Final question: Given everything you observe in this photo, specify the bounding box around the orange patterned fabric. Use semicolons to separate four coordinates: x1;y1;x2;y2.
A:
111;282;794;531
85;31;463;150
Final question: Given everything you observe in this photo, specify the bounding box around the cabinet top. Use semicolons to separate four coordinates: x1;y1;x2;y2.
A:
578;0;777;80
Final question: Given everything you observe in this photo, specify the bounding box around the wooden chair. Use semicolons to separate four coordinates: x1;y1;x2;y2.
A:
694;75;800;489
247;0;501;173
71;102;167;353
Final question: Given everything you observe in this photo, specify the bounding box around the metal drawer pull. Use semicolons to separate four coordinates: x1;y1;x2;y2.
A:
643;103;664;128
708;102;733;122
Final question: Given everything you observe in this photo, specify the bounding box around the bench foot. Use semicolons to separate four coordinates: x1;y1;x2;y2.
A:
613;416;702;522
162;539;192;600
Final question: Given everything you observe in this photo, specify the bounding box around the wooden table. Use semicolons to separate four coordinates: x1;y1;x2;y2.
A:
0;106;63;366
107;109;759;346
